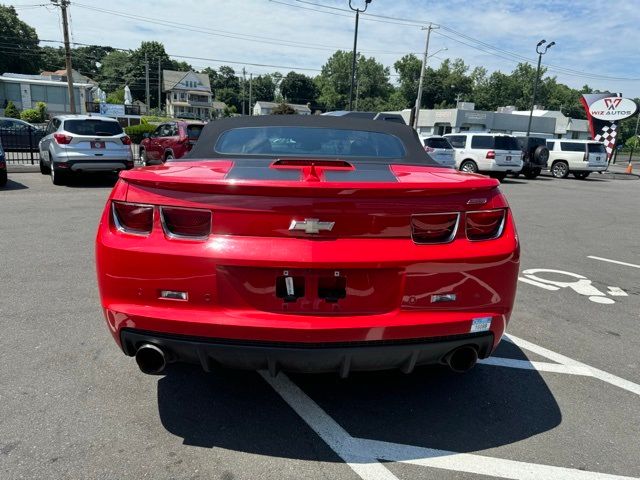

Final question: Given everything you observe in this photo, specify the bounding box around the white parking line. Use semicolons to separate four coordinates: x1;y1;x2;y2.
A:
478;356;593;376
261;370;639;480
363;438;638;480
587;256;640;269
258;370;400;480
506;334;640;397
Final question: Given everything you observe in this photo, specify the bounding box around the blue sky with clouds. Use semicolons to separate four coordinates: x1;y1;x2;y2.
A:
8;0;640;97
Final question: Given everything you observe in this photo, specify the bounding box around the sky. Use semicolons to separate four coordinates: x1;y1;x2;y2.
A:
6;0;640;98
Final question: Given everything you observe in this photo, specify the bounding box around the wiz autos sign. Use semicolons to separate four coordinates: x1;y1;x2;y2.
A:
580;93;638;159
588;97;637;121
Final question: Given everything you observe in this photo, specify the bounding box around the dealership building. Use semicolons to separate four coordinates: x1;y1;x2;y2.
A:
391;103;590;139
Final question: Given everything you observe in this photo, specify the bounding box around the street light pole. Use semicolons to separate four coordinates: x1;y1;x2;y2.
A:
525;39;555;138
348;0;372;111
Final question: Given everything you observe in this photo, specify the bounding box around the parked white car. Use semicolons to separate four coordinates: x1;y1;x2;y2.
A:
39;115;133;185
443;133;523;180
421;135;456;168
545;139;607;179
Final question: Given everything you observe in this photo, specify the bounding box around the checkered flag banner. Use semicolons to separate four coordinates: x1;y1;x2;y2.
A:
594;123;618;158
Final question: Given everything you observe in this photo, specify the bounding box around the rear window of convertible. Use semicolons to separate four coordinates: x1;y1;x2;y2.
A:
214;126;406;158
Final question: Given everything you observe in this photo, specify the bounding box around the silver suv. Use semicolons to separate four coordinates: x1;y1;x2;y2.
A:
39;115;133;185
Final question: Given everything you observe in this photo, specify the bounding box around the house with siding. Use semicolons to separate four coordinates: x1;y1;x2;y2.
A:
163;70;222;120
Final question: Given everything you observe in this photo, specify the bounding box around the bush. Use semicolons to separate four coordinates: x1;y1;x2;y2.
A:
20;108;41;123
4;100;20;118
271;103;296;115
141;115;172;124
124;123;157;144
36;102;47;122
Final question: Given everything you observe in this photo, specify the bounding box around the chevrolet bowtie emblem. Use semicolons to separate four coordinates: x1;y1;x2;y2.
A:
289;218;335;234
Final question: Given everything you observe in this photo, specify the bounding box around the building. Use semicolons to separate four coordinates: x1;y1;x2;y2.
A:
253;101;311;115
390;103;590;139
0;72;93;115
163;70;217;120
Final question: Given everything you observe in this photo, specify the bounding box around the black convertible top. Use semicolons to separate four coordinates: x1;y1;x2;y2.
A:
183;115;438;166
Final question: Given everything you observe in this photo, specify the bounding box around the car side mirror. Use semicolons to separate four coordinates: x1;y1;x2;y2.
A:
143;133;150;138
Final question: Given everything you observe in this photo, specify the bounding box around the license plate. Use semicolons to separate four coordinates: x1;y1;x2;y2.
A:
90;141;105;149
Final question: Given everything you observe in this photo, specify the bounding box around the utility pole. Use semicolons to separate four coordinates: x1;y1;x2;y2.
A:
242;67;246;115
355;78;360;111
157;58;162;112
413;23;438;130
348;0;372;111
51;0;76;113
144;53;150;112
249;73;253;116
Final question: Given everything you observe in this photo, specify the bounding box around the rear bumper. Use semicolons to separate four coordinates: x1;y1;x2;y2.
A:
55;159;134;172
120;328;495;375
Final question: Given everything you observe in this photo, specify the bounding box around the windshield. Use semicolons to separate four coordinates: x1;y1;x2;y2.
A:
424;138;452;149
214;126;406;158
494;136;520;150
64;120;123;136
187;125;204;140
587;143;606;154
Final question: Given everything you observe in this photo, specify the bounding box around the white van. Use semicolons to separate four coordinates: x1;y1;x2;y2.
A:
546;140;608;179
444;133;523;180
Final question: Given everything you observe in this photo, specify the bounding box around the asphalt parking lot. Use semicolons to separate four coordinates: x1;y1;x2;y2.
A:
1;171;639;480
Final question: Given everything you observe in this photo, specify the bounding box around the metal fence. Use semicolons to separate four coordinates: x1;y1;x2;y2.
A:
0;126;45;164
1;128;143;166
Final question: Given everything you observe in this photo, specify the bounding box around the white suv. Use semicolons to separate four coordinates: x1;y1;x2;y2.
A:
444;133;523;180
546;139;607;179
39;115;133;185
421;135;456;168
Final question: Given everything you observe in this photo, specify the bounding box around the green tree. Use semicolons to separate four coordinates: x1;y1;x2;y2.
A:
4;100;20;118
0;5;40;74
36;101;47;122
393;54;422;109
316;51;392;111
280;72;318;104
97;50;132;95
251;74;276;102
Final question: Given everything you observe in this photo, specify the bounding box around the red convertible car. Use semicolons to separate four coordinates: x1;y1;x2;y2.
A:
96;116;519;376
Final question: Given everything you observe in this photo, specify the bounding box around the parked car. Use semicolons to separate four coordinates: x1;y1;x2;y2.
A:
0;117;45;152
139;121;205;165
96;115;520;377
421;135;456;168
0;140;7;187
444;133;523;181
546;139;608;179
39;115;133;185
514;136;549;179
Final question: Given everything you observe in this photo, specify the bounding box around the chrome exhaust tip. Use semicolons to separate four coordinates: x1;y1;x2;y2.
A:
444;345;478;373
135;343;166;375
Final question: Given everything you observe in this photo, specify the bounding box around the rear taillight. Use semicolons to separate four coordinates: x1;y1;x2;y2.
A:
121;135;132;145
112;201;154;235
411;212;459;244
465;209;506;241
160;207;211;239
425;146;435;152
0;159;6;169
53;133;72;145
486;150;496;159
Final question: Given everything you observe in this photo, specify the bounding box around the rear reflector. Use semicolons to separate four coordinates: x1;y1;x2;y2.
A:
465;209;506;241
112;201;154;235
160;206;211;239
411;212;459;244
